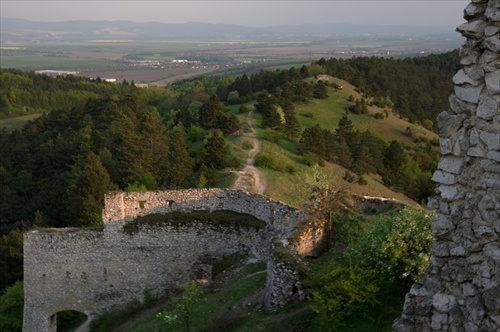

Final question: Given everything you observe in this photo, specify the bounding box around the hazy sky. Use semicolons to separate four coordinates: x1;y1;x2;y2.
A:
2;1;468;28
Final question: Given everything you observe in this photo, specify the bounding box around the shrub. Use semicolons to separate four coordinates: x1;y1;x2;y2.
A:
241;140;253;150
0;281;24;332
303;111;314;118
342;171;355;183
303;152;324;167
357;175;368;185
254;153;276;169
263;128;281;143
312;266;380;329
343;208;432;294
285;165;298;174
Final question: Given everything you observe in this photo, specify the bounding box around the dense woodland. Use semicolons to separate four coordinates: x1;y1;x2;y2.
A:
0;51;459;330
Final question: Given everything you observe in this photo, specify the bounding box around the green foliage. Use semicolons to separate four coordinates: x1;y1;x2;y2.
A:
316;51;459;123
254;153;276;169
312;266;380;329
164;125;195;189
203;129;228;170
0;229;23;290
157;280;205;332
311;208;432;329
343;208;433;293
57;310;87;332
125;173;160;192
0;281;24;332
66;151;117;227
123;210;266;235
302;152;324;167
90;299;143;332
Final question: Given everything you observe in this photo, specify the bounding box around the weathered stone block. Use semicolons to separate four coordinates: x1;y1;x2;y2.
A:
453;68;482;86
486;150;500;162
454;85;484;104
431;311;449;330
485;69;500;94
485;0;500;21
432;170;458;185
438;156;465;174
450;246;467;257
433;293;457;313
483;242;500;260
480;131;500;151
457;20;488;39
431;241;450;257
462;282;477;297
464;3;487;19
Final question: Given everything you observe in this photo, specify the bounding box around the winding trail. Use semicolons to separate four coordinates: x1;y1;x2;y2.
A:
231;111;267;194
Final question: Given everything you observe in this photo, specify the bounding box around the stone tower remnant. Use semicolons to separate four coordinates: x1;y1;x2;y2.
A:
394;0;499;331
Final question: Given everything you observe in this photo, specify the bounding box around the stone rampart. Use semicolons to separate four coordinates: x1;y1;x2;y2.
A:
394;1;499;331
23;189;310;332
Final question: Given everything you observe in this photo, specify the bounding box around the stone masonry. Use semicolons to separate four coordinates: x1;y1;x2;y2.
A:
23;189;315;332
394;1;500;331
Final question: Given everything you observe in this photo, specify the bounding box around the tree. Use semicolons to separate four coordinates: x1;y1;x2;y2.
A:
238;104;248;113
313;80;328;99
0;229;23;290
0;281;24;332
335;114;354;140
66;151;117;226
157;280;205;332
198;95;226;129
306;165;349;250
164;125;194;189
300;124;326;159
382;140;408;190
283;109;301;140
203;129;227;170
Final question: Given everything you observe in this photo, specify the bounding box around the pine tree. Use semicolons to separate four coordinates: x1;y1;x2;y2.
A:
198;95;226;129
203;129;227;170
283;109;301;140
66;151;117;227
164;125;194;189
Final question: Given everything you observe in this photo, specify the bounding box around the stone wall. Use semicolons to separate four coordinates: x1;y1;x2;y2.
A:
394;1;499;331
23;189;311;332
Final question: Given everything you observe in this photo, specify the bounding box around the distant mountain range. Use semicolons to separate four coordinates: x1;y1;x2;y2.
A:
0;17;458;41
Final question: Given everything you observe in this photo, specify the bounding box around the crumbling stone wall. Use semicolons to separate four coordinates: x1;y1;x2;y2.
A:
394;1;499;331
23;189;311;332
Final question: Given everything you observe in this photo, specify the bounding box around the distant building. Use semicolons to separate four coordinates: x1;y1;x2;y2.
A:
35;70;78;77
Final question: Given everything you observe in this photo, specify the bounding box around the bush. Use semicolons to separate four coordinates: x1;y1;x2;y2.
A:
254;153;276;169
311;208;432;329
263;128;281;143
241;140;253;150
343;208;432;294
357;175;368;185
303;111;314;118
312;266;380;329
0;281;24;332
303;152;324;167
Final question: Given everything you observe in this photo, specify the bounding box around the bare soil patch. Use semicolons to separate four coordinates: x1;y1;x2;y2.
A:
231;111;267;194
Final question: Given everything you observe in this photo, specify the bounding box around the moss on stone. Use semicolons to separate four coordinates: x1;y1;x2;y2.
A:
123;210;266;234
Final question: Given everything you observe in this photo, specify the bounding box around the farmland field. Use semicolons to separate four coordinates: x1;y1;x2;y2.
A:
1;29;461;84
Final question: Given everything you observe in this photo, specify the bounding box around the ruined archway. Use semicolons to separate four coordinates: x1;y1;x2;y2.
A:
23;189;309;332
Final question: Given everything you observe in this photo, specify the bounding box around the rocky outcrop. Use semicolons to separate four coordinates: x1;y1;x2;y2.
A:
394;1;500;331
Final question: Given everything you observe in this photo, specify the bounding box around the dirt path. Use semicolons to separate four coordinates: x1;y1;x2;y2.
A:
231;111;267;194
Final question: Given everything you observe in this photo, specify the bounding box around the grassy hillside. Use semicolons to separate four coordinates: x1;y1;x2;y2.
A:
228;77;437;208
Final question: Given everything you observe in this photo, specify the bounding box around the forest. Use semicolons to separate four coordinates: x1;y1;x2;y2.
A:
0;50;459;330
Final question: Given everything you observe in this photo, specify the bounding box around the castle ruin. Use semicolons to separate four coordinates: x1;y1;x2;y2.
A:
23;189;317;332
394;0;500;330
